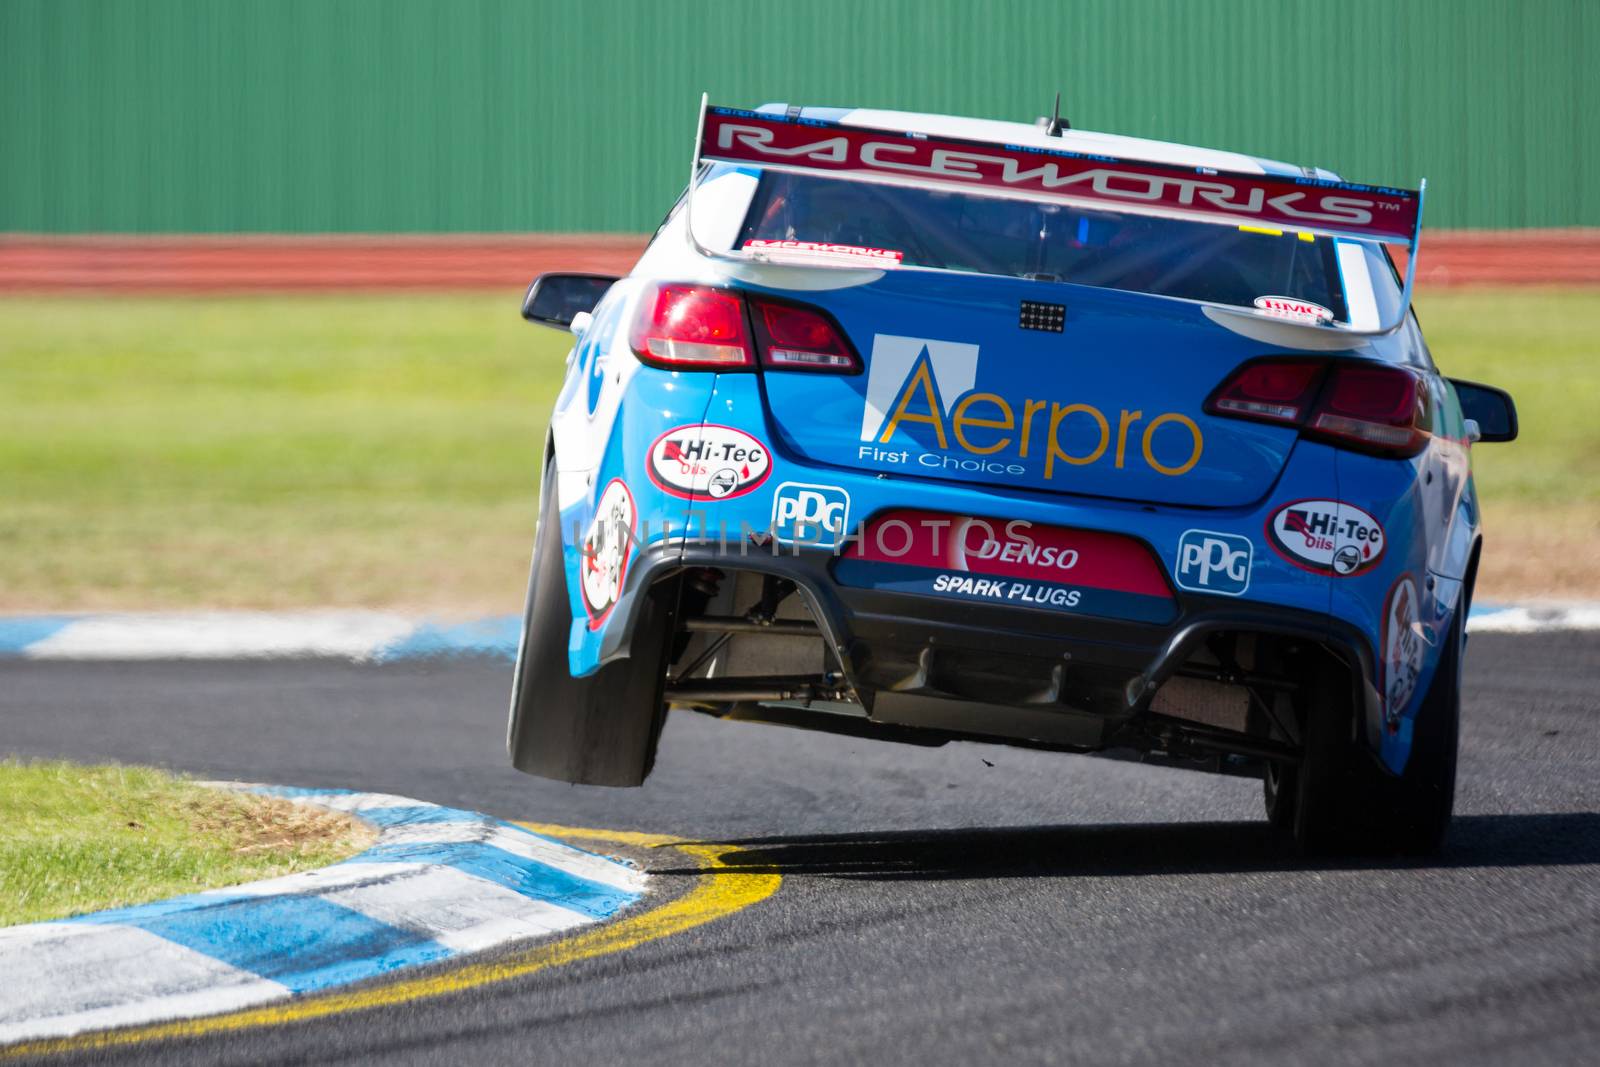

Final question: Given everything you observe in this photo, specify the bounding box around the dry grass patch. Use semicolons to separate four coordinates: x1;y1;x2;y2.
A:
0;760;376;926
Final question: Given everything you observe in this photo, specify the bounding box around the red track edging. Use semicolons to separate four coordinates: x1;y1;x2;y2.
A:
1;231;1595;292
0;235;648;292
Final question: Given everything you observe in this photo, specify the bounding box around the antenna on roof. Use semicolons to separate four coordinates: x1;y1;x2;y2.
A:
1043;91;1069;136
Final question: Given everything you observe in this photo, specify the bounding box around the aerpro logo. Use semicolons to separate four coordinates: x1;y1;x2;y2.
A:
860;335;978;444
858;334;1204;480
1175;529;1253;597
771;482;851;548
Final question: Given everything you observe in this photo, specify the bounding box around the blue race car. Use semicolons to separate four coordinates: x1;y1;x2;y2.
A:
509;101;1518;855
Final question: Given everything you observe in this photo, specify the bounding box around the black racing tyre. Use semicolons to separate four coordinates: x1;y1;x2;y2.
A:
507;459;673;787
1269;608;1461;856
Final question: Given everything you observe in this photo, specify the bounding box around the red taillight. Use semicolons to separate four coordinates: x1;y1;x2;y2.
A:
627;285;859;374
1207;358;1326;424
750;297;861;372
1208;357;1431;458
629;284;754;369
1306;363;1430;456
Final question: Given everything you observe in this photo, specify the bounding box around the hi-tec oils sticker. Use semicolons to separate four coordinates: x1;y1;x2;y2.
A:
834;509;1176;624
1266;499;1385;576
581;479;635;628
647;424;772;500
1253;295;1335;324
1382;574;1424;729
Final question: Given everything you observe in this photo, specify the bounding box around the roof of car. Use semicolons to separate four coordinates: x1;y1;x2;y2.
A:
759;105;1339;182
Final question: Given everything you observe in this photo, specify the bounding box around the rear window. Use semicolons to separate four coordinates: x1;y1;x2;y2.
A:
736;170;1351;319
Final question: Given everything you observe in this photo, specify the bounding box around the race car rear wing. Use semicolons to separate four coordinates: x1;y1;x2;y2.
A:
685;97;1426;347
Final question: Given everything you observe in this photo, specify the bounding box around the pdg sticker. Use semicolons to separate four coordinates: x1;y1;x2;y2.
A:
580;479;635;628
1266;499;1385;576
647;424;771;500
1382;575;1424;728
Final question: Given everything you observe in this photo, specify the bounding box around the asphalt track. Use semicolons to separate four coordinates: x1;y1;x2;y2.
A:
4;630;1599;1065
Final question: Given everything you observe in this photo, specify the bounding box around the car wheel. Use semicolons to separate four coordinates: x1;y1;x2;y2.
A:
1274;609;1461;856
507;458;673;786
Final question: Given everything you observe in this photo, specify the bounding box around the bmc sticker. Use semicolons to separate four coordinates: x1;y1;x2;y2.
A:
580;479;635;628
1266;499;1385;576
647;425;771;500
1253;295;1335;324
1175;529;1253;596
771;482;851;548
1381;575;1424;729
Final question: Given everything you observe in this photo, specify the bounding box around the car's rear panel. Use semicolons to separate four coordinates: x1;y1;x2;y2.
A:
553;101;1454;776
647;358;1341;687
754;271;1304;509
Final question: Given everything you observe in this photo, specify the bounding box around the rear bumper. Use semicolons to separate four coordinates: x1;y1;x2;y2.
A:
609;537;1382;754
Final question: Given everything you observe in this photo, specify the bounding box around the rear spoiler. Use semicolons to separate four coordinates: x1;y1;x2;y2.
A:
685;96;1426;346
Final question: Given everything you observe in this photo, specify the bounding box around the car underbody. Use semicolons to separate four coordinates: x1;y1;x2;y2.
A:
641;548;1377;783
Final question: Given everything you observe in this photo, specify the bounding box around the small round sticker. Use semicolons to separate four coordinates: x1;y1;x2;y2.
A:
1382;575;1424;729
580;479;635;628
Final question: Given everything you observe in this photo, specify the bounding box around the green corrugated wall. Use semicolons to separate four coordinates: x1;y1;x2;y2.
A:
2;0;1593;233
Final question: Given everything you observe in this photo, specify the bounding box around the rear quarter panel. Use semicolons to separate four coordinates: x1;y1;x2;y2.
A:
1332;374;1476;772
547;280;715;675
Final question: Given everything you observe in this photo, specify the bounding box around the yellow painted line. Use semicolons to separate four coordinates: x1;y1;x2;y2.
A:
3;824;779;1060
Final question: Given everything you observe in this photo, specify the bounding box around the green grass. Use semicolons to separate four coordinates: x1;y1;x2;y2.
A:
1412;289;1600;596
0;288;1594;608
0;294;570;611
0;760;374;925
1415;289;1600;507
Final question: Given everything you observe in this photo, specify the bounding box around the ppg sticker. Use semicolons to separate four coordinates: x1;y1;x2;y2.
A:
647;424;771;500
580;479;635;628
1266;499;1385;577
1175;529;1252;596
771;482;851;548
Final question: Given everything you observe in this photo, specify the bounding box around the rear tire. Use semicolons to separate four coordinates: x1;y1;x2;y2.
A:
1268;610;1461;856
507;459;673;786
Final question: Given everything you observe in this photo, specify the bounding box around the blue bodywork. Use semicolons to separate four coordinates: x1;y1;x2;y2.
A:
540;209;1478;779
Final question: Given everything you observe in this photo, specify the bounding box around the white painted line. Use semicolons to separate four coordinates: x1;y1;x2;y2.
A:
0;924;288;1044
22;612;417;660
378;821;649;894
1468;604;1600;633
320;865;593;953
192;861;433;900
